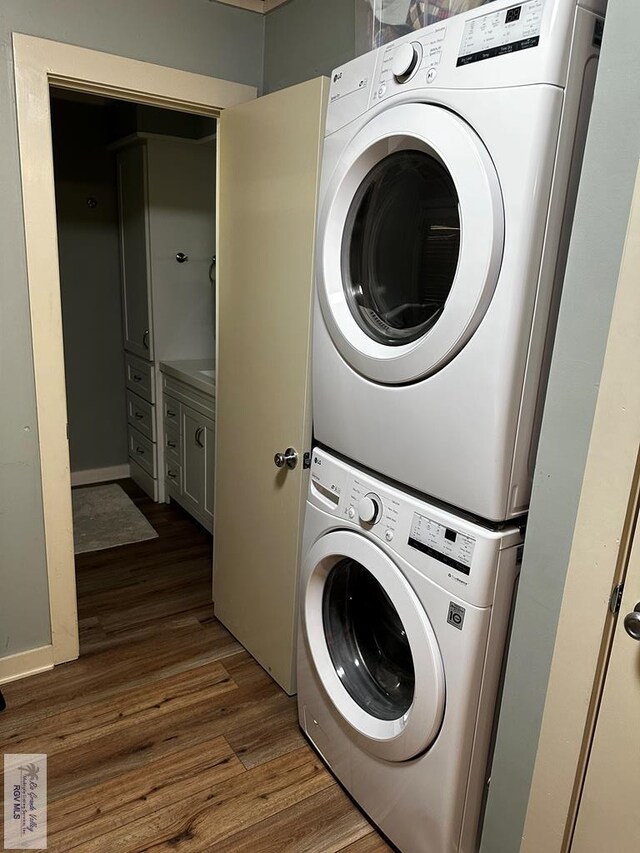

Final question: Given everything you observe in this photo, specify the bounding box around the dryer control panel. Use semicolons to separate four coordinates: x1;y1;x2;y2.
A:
325;0;603;136
309;448;522;608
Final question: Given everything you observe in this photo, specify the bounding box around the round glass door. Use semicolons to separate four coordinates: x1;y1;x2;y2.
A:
317;103;504;385
343;150;460;346
303;530;445;762
323;557;415;720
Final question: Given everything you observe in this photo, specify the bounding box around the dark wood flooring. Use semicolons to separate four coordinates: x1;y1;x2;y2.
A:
0;481;391;852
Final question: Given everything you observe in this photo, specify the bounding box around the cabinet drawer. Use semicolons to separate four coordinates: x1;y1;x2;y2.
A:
125;354;155;403
165;459;182;493
130;458;158;501
163;374;215;421
128;425;157;478
163;395;181;428
126;390;156;442
164;423;181;462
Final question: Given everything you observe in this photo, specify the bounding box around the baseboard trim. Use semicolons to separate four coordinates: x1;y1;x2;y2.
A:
71;464;130;487
0;645;54;685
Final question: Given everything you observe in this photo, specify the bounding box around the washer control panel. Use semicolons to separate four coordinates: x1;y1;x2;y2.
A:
408;513;475;576
310;451;400;542
308;448;523;607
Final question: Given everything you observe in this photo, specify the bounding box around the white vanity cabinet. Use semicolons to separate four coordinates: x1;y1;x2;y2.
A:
161;366;215;533
117;135;216;501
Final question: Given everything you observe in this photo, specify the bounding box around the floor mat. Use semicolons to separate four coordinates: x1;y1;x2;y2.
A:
72;482;158;554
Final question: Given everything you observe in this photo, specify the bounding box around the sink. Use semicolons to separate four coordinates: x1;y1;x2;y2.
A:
199;369;215;378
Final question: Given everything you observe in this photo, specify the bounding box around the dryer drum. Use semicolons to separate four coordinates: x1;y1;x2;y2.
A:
342;149;461;346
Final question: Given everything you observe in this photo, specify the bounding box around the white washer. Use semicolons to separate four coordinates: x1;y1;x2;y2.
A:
297;448;522;853
313;0;605;522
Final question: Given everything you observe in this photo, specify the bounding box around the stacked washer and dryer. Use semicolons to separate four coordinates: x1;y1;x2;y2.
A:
297;1;605;851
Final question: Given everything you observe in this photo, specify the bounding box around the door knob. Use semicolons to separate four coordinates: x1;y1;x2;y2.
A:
274;447;298;470
176;252;189;263
623;603;640;640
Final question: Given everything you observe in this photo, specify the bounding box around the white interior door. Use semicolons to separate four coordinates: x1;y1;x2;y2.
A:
570;508;640;853
214;77;329;695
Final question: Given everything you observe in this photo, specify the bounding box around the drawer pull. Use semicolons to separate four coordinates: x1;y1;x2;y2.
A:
134;412;144;420
136;447;145;455
167;409;176;418
133;374;142;383
167;440;177;449
195;427;204;448
143;329;150;350
167;469;177;479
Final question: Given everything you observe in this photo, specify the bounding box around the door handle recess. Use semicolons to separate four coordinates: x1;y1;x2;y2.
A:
195;427;204;448
274;447;298;470
623;603;640;640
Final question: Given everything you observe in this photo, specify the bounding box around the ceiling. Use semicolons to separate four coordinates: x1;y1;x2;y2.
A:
212;0;290;12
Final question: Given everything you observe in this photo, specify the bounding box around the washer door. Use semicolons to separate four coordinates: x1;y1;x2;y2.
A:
318;103;504;384
303;530;445;761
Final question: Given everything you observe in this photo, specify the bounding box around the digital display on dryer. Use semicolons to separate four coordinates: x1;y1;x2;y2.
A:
457;0;544;67
505;6;522;23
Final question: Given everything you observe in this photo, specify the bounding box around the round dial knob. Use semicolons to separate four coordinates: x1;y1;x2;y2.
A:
358;493;382;525
392;43;419;82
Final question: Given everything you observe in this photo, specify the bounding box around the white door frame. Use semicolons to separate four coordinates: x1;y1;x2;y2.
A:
12;33;256;672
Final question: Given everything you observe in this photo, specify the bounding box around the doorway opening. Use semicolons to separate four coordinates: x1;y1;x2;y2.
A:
50;88;218;657
11;33;255;671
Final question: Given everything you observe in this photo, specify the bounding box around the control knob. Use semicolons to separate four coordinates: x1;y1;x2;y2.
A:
358;493;382;525
392;42;420;82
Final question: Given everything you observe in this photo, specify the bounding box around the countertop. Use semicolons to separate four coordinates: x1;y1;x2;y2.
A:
159;359;215;397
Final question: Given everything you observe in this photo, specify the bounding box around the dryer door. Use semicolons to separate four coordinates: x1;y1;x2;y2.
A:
303;530;445;761
317;103;504;384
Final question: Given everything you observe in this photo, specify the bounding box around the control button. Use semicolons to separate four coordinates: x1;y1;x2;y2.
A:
426;67;437;83
347;505;356;519
358;493;382;525
377;84;386;97
392;42;419;82
385;529;394;542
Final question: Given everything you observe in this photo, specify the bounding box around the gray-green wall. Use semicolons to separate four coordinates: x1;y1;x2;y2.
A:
263;0;356;93
52;99;128;475
0;0;263;658
481;0;640;849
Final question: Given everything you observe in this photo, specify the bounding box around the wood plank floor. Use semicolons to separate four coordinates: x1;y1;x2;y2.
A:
0;481;392;852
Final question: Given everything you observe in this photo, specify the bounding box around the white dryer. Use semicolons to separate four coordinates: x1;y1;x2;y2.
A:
297;448;522;853
313;0;605;521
